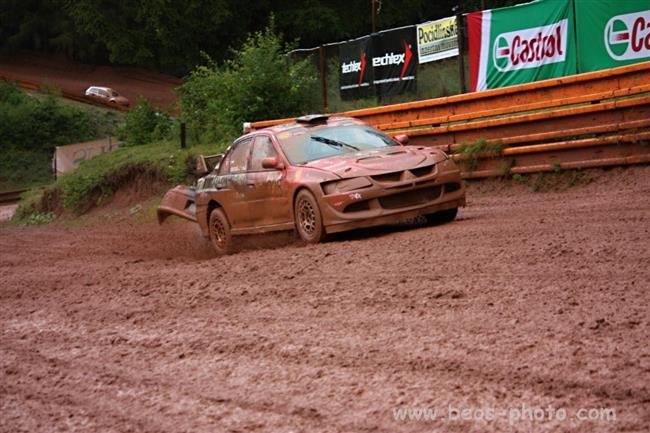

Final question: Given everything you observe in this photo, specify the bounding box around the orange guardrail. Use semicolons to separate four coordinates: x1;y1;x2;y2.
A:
249;61;650;178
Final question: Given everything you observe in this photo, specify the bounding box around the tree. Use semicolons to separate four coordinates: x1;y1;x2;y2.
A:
178;23;320;142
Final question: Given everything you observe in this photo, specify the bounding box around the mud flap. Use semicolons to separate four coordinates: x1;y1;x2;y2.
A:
157;185;197;224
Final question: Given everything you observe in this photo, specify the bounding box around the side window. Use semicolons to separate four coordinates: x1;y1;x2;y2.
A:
250;136;279;171
225;138;252;173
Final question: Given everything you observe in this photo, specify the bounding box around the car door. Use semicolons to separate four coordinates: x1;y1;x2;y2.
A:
246;134;291;227
215;137;253;228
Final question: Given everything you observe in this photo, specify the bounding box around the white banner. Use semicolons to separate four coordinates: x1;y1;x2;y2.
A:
54;137;121;177
417;17;459;63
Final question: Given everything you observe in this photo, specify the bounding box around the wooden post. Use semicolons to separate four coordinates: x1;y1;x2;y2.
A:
319;46;328;112
180;122;186;149
455;8;467;94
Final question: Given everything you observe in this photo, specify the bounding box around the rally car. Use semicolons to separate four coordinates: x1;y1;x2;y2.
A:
158;115;465;254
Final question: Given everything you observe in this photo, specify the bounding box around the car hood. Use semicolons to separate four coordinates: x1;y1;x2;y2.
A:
304;145;447;178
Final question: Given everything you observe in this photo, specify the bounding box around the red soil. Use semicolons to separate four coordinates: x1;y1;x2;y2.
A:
0;51;180;110
1;166;649;432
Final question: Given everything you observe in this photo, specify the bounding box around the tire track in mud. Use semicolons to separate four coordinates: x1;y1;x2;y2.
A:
1;166;650;432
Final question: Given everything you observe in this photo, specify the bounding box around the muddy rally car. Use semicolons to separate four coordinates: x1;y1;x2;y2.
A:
158;115;466;254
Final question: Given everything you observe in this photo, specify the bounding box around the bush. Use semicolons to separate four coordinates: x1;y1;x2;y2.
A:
0;81;119;190
117;97;173;146
178;21;320;142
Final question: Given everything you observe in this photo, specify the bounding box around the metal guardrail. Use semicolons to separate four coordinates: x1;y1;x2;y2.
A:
0;189;28;204
249;61;650;178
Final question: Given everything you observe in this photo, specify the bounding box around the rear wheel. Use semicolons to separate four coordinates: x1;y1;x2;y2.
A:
209;208;233;255
294;189;327;243
425;207;458;225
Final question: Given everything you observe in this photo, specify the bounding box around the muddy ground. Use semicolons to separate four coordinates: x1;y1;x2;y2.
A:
1;167;649;433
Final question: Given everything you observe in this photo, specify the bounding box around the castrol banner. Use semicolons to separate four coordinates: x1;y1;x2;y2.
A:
468;0;576;92
575;0;650;72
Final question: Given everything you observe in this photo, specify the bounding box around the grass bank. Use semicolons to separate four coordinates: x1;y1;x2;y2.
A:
13;140;223;223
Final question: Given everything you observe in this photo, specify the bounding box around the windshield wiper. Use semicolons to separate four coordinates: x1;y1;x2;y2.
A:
311;135;360;151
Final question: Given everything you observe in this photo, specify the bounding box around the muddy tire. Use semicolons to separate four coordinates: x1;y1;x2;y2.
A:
294;189;327;243
425;207;458;225
209;208;233;255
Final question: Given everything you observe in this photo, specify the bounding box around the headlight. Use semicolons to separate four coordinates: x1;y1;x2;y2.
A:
322;177;372;195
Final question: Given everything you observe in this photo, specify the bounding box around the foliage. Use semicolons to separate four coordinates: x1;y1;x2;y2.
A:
0;81;96;152
117;97;173;146
455;139;506;172
22;211;56;225
512;173;528;184
13;140;220;220
178;23;320;142
1;0;532;75
0;81;120;191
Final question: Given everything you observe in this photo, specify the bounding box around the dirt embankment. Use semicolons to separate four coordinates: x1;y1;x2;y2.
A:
1;166;649;433
0;51;180;110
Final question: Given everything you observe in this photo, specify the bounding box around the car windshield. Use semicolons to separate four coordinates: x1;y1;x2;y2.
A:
276;124;397;164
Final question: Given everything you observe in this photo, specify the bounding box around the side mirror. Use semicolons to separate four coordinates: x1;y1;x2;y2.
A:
262;157;284;170
395;134;410;145
195;155;209;176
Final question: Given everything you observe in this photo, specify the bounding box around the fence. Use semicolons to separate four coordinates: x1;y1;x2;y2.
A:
252;60;650;178
288;30;468;114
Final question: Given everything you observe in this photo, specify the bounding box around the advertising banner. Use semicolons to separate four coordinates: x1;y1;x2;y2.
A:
339;36;374;100
468;0;577;92
372;26;418;97
417;17;459;63
575;0;650;72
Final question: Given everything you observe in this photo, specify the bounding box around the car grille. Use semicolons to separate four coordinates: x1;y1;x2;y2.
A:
371;171;403;182
371;165;434;183
410;165;433;177
445;182;462;193
344;201;371;213
379;186;442;209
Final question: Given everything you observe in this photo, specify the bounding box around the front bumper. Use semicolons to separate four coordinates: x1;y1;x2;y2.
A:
319;160;466;234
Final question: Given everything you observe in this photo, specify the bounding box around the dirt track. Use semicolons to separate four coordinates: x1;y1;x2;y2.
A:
0;52;180;110
1;167;649;433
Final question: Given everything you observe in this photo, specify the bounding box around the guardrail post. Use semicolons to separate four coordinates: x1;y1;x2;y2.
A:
319;46;328;112
455;6;467;94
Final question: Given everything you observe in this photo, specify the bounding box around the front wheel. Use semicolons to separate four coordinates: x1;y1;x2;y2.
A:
425;207;458;225
209;208;233;255
294;189;327;243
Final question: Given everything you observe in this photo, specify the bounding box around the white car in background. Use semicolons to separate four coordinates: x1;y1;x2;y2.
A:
84;86;130;107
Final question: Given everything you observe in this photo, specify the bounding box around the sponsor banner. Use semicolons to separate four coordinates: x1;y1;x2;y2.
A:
575;0;650;72
417;17;459;63
54;138;121;177
372;26;418;97
339;36;374;100
468;0;576;92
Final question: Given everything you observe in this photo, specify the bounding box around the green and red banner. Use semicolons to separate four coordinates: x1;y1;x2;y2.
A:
575;0;650;72
468;0;577;91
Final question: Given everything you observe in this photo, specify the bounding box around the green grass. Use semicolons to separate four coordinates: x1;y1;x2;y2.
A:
454;139;506;172
13;139;224;222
